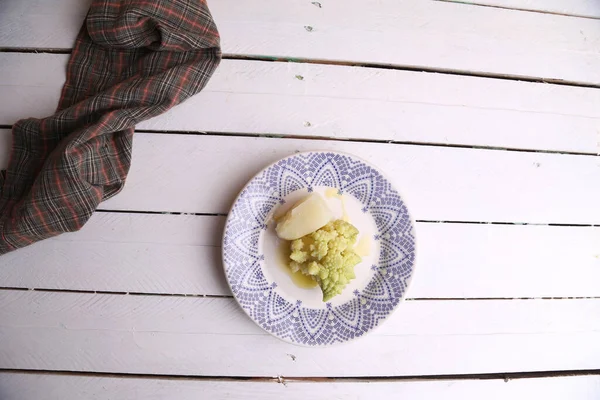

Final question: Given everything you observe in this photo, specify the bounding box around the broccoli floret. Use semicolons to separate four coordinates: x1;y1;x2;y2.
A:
289;220;362;301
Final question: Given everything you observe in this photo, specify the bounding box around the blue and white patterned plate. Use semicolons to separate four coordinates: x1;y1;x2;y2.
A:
223;151;416;346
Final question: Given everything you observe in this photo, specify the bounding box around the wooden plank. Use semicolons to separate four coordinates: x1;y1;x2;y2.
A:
445;0;600;19
412;223;600;298
82;134;600;224
0;290;599;376
1;372;599;400
1;213;599;298
2;0;600;84
2;54;600;154
1;130;599;225
0;213;229;296
0;0;88;49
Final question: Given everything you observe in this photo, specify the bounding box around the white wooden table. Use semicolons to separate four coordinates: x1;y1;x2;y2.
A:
1;0;600;398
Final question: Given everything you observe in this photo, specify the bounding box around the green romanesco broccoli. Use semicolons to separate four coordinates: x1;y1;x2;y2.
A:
289;219;362;301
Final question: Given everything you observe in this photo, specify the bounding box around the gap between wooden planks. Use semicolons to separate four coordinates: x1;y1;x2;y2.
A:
1;0;600;84
0;213;599;298
0;371;599;400
2;53;600;154
439;0;600;19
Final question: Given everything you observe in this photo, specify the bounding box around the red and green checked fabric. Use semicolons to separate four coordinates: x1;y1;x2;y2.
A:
0;0;221;254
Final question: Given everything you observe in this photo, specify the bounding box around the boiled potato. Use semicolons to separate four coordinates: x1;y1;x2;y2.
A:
275;193;333;240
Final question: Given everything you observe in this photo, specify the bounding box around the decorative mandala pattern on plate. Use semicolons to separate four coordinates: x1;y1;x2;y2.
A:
223;152;416;345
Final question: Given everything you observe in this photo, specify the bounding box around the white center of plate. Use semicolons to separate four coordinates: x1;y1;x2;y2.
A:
260;186;379;309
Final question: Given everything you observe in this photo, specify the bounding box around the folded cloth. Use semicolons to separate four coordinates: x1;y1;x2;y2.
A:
0;0;221;254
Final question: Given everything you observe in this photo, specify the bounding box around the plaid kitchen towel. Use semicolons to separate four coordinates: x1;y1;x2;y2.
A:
0;0;221;254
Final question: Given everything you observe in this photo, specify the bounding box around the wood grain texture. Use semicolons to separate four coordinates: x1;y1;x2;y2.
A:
1;130;599;225
1;290;599;376
0;213;229;297
2;0;600;84
1;372;599;400
1;213;599;298
0;0;87;49
445;0;600;18
2;0;599;387
88;134;600;224
2;53;600;153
